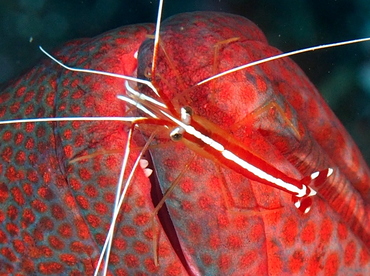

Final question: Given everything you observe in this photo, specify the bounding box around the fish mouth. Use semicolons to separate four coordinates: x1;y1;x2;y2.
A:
145;150;195;276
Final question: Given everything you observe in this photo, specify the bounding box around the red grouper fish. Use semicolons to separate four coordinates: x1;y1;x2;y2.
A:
0;11;370;275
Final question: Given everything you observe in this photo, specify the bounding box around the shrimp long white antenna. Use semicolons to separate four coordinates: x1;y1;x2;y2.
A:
197;37;370;86
152;0;165;72
94;128;157;276
39;46;160;96
119;94;159;119
0;117;145;125
93;125;134;276
101;126;135;276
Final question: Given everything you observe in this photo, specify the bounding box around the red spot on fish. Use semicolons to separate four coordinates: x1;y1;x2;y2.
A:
10;186;24;206
344;240;356;266
79;167;92;181
31;199;47;213
94;202;109;214
70;241;89;253
70;178;82;191
1;147;12;163
282;217;298;246
1;247;16;262
13;239;25;253
121;226;136;237
27;170;39;183
23;183;33;196
63;128;72;140
324;252;340;275
134;213;150;226
5;166;23;182
87;214;101;228
179;178;194;194
198;196;211;209
7;205;18;220
124;254;140;268
49;235;64;250
0;230;6;242
2;130;11;141
15;150;26;165
60;253;78;266
38;261;64;274
6;223;19;236
63;145;73;158
38;186;54;200
320;218;334;243
113;238;126;250
25;137;34;149
134;241;150;254
76;195;89;210
300;221;315;244
22;208;35;225
14;132;24;145
10;103;20;114
58;223;72;238
51;204;66;219
289;250;305;273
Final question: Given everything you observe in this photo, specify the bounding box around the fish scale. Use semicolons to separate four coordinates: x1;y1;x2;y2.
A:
0;23;189;275
137;12;370;274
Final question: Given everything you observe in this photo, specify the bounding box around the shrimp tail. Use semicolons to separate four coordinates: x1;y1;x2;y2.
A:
292;168;334;213
292;196;313;214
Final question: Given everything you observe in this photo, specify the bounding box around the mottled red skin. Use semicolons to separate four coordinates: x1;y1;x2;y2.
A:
0;11;369;275
0;24;189;275
138;12;370;275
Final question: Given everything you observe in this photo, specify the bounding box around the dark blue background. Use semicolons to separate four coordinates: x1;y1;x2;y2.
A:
1;0;369;165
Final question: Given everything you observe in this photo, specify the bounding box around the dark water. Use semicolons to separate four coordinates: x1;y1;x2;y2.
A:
1;0;369;165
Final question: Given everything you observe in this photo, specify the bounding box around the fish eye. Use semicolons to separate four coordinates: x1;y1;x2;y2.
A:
170;127;184;141
144;67;152;80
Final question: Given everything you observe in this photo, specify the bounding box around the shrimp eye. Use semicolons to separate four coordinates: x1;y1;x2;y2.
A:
170;127;184;141
180;106;193;124
183;106;193;116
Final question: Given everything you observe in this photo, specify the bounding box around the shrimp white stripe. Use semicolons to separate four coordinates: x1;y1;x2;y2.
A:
221;150;309;197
